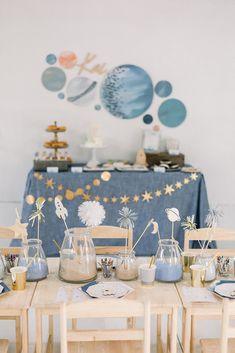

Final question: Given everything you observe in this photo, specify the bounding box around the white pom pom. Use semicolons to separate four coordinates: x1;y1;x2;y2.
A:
78;201;106;227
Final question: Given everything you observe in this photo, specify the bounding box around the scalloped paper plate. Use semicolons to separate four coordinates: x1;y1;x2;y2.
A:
214;283;235;299
86;282;133;299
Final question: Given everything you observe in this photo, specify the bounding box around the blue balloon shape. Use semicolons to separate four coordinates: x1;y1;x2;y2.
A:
158;99;186;127
155;81;172;98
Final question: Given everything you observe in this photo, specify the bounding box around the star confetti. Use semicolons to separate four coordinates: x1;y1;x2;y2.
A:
85;184;91;190
83;193;91;201
58;184;63;191
45;178;55;189
175;181;182;189
103;197;109;203
184;178;190;185
142;191;153;202
94;195;101;202
120;195;130;204
164;184;175;196
190;173;198;181
111;197;118;203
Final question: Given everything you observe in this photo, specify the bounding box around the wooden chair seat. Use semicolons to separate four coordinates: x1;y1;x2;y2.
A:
68;340;143;353
0;339;9;353
201;338;235;353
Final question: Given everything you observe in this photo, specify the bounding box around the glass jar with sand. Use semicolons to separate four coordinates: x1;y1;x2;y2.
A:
116;250;138;281
18;239;48;281
59;228;97;283
155;239;182;282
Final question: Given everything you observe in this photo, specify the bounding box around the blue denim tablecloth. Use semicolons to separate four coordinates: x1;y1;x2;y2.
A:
21;169;210;257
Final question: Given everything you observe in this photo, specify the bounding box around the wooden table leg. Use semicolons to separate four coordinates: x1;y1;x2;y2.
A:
167;314;171;353
46;315;54;353
22;309;29;353
191;316;196;353
156;315;163;353
183;307;192;353
36;308;43;353
15;317;22;353
170;307;178;353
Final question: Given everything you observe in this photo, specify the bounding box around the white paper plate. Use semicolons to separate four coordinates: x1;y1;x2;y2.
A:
214;283;235;299
86;282;133;299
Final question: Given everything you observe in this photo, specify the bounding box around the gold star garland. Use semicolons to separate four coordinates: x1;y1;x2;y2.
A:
29;172;199;205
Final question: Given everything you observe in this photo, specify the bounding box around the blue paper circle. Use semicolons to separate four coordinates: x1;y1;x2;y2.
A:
143;114;153;124
46;54;57;65
100;64;154;119
158;99;186;127
58;92;65;99
41;67;66;92
155;81;172;97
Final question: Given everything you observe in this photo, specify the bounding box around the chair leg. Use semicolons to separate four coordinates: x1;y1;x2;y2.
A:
191;316;196;353
15;317;22;353
170;308;178;353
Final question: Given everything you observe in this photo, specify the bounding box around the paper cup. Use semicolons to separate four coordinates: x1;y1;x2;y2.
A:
190;264;206;287
139;264;156;285
182;252;196;273
10;266;27;290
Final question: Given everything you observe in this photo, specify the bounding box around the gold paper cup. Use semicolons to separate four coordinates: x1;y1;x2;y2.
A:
10;266;27;290
190;264;206;287
182;252;196;273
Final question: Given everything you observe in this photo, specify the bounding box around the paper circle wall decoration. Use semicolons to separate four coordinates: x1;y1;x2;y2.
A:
46;54;57;65
143;114;153;124
100;64;154;119
158;99;187;127
59;51;77;69
41;67;66;92
155;81;172;97
66;77;97;105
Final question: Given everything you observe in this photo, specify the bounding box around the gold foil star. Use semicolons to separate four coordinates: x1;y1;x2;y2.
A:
142;191;153;202
94;195;100;202
26;194;35;205
133;195;139;203
45;178;55;189
85;184;91;190
155;190;162;197
83;193;91;201
93;179;101;187
103;197;109;203
111;197;118;203
120;195;130;204
164;184;175;196
190;173;198;181
184;178;190;184
75;188;84;196
175;181;183;189
58;184;63;191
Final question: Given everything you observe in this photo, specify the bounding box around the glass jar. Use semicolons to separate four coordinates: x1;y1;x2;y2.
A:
196;254;216;282
0;253;5;279
116;250;138;281
155;239;182;282
18;239;49;281
59;228;97;283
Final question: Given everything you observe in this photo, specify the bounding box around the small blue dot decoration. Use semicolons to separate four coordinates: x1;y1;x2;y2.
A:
143;114;153;124
155;81;172;98
94;104;101;111
158;99;186;128
58;92;65;99
46;54;57;65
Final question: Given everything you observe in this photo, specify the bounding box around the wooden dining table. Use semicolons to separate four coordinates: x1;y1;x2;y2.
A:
31;258;181;353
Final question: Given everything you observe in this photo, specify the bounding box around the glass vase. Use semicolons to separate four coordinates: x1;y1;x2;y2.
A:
116;250;138;281
18;239;49;282
59;228;97;283
196;254;216;282
155;239;182;282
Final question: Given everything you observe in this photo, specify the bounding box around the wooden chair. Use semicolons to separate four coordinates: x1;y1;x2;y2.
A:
184;228;235;256
201;299;235;353
0;227;23;256
0;339;9;353
184;228;235;353
0;227;23;353
60;299;151;353
76;226;133;255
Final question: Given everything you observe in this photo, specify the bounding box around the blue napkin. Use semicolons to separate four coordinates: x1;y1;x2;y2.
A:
80;281;98;297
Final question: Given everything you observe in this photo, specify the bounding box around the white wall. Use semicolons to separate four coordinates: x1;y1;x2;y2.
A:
1;0;235;224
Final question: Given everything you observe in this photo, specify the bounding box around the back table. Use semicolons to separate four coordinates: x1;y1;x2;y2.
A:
21;169;209;256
